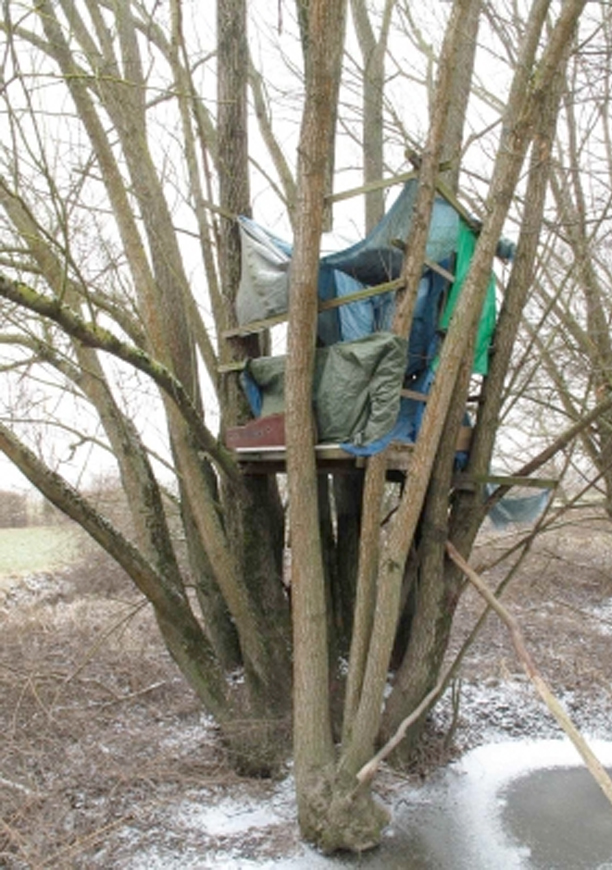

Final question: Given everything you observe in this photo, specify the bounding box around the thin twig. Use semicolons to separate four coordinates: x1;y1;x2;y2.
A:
91;680;167;709
356;671;451;784
61;600;149;687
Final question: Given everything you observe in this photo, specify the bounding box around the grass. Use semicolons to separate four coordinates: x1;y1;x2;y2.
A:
0;525;82;579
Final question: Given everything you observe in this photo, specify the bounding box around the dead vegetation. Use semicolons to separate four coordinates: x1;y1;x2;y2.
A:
2;511;612;867
0;549;243;869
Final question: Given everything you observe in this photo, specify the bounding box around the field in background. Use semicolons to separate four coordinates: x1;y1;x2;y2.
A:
0;525;82;583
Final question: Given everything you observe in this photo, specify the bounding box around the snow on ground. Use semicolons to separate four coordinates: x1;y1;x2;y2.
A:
110;774;328;870
99;673;612;869
110;736;612;869
589;600;612;636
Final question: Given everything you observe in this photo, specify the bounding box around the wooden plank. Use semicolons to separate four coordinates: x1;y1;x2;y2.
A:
218;360;247;373
323;164;478;228
196;166;476;230
221;276;405;339
435;179;481;231
233;441;417;474
456;426;472;453
318;276;405;311
391;238;456;283
234;443;351;461
226;414;286;449
400;389;430;402
325;170;419;204
425;259;455;283
223;262;453;340
222;310;292;339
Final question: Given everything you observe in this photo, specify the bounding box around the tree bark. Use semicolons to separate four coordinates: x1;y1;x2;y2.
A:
339;0;480;777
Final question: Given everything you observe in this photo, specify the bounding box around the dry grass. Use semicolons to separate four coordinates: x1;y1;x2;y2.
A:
0;549;238;869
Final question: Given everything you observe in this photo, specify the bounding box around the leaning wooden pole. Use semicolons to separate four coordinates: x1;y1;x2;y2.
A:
446;541;612;809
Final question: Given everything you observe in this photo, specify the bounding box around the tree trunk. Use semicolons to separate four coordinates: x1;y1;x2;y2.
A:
287;0;390;850
381;0;580;754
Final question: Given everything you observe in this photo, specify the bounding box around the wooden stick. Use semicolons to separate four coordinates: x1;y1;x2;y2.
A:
446;541;612;809
358;542;612;797
356;672;450;784
453;473;558;490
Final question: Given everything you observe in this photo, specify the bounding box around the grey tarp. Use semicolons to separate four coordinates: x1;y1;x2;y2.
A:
486;487;552;529
236;219;292;326
236;216;341;345
242;333;408;446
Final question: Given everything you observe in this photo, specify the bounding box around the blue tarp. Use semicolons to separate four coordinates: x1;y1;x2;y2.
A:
236;181;462;347
236;180;513;456
486;486;552;529
322;180;460;284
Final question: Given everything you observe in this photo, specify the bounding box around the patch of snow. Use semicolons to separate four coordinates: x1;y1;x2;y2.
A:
0;571;71;608
173;798;284;837
157;712;216;752
125;844;335;870
433;677;612;747
103;739;612;869
587;600;612;636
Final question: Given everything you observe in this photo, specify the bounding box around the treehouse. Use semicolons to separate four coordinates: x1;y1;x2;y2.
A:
223;175;512;477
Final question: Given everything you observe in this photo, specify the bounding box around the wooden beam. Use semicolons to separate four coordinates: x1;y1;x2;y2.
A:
392;238;456;283
318;276;404;311
232;441;416;474
222;310;292;339
218;360;247;374
435;178;481;231
400;389;429;402
453;473;557;491
323;163;478;231
425;259;455;282
221;256;456;339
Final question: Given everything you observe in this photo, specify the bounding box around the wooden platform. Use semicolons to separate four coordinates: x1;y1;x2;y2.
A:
228;426;557;494
232;442;414;475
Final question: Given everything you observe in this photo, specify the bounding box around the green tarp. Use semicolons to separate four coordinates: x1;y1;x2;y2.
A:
438;219;497;375
244;333;408;446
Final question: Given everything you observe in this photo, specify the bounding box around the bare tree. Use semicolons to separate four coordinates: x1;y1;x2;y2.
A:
0;0;595;852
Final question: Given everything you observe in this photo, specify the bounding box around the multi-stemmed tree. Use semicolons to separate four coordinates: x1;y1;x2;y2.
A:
0;0;595;850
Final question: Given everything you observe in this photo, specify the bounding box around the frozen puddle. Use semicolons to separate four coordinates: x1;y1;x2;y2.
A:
125;740;612;869
503;766;612;869
387;739;612;870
